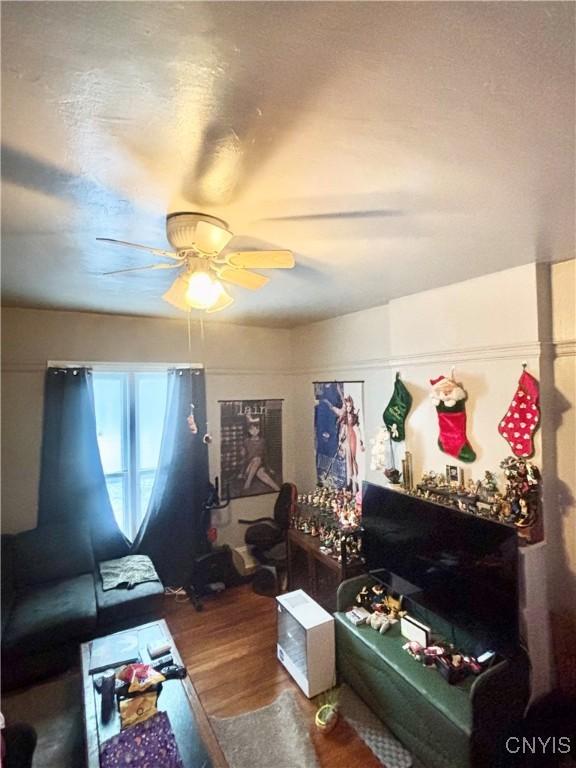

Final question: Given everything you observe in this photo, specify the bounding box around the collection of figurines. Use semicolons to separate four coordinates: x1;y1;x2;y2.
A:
409;458;542;544
352;583;486;685
292;486;364;564
354;583;405;635
402;641;484;684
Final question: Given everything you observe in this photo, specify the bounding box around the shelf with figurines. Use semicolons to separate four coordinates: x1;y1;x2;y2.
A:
291;486;365;567
400;456;543;545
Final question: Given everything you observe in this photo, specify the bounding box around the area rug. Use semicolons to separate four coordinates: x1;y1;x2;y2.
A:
210;689;320;768
339;683;413;768
1;671;84;768
210;686;414;768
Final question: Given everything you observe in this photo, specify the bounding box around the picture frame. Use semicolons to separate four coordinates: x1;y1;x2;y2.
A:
446;465;459;485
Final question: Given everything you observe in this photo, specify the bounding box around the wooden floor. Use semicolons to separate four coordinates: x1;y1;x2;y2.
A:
164;584;383;768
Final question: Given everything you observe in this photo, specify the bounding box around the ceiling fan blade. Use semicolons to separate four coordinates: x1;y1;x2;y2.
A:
262;209;402;221
102;263;181;276
206;286;234;313
195;220;233;256
216;266;269;291
226;250;294;269
162;276;190;311
96;238;182;261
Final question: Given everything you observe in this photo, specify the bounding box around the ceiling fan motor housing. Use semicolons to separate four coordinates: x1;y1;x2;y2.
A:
166;212;229;251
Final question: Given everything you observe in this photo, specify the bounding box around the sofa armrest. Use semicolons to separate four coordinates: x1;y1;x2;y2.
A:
470;649;530;761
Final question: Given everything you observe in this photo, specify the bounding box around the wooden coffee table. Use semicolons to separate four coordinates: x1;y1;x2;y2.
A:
80;619;226;768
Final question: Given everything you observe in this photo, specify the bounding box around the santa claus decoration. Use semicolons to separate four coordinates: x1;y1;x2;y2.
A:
430;371;476;463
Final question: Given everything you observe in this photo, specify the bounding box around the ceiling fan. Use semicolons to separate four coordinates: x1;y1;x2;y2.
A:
97;212;294;313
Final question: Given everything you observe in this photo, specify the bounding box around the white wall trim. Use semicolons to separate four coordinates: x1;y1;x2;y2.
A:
205;367;293;376
291;341;543;375
4;340;571;377
554;339;576;358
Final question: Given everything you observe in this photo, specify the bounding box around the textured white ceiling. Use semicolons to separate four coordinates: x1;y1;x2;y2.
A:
2;2;574;327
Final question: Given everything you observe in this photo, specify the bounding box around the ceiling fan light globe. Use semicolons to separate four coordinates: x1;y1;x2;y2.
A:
166;212;230;254
185;271;223;310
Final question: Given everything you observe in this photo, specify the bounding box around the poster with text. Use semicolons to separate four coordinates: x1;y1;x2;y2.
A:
220;399;283;499
314;381;365;491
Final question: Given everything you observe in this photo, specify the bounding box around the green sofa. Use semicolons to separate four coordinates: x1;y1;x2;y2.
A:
336;575;530;768
1;522;164;689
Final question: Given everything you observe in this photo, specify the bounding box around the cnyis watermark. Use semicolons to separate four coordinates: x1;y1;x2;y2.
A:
505;736;572;755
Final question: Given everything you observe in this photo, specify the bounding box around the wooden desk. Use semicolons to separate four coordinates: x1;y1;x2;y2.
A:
286;528;364;612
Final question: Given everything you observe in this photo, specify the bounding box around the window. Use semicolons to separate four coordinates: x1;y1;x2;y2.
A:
93;371;168;539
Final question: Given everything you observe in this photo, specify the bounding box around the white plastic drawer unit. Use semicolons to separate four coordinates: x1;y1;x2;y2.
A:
276;589;335;698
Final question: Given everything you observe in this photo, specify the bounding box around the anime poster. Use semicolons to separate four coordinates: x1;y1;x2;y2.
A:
220;399;283;499
314;381;365;491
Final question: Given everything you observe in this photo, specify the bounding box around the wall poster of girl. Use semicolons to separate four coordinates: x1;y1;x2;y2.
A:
220;399;283;499
314;381;365;492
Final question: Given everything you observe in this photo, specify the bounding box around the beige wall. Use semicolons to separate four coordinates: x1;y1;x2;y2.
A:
1;308;294;548
290;261;576;696
547;260;576;613
291;264;543;492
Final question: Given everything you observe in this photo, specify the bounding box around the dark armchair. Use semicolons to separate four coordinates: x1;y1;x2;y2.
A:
238;482;297;595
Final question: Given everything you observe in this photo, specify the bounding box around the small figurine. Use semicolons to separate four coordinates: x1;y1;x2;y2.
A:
466;479;478;497
187;404;198;434
383;593;404;620
384;467;401;484
355;586;373;612
403;641;424;660
371;583;385;599
369;612;391;634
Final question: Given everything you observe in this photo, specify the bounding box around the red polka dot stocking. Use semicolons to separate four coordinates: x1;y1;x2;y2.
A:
498;370;540;458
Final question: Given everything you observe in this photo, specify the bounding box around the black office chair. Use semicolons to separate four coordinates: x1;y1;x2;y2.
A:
238;482;297;596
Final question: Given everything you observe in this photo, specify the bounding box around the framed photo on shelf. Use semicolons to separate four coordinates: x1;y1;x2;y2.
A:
446;465;459;485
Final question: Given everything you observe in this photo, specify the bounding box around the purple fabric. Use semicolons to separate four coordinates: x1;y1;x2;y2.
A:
100;711;184;768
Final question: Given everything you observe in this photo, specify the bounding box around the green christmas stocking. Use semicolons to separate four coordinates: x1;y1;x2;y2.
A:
383;373;412;441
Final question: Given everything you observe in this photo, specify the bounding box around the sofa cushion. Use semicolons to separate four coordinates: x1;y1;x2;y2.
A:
14;522;95;588
94;576;164;626
2;574;97;655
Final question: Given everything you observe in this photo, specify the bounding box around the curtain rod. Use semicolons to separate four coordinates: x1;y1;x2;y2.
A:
47;361;203;371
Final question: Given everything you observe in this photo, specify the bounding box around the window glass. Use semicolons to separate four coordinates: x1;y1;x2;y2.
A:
93;370;167;539
93;375;125;474
137;374;167;469
137;373;168;520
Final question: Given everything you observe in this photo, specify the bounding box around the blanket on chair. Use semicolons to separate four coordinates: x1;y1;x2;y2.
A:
99;555;160;591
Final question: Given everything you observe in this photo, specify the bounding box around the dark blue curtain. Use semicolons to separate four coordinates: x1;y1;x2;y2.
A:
132;368;210;587
38;367;130;562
